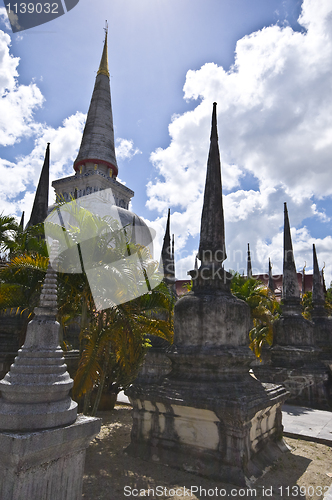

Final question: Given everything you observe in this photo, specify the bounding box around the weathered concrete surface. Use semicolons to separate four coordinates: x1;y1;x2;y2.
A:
127;372;288;486
175;287;251;348
0;415;100;500
273;314;314;347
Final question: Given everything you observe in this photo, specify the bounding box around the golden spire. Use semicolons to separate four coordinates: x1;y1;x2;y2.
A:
97;22;110;77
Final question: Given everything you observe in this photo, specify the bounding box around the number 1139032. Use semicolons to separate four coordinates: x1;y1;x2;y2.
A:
6;3;59;14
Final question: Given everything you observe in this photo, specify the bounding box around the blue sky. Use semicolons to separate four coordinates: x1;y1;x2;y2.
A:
0;0;331;284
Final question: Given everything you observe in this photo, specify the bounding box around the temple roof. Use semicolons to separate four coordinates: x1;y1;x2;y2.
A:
74;30;118;176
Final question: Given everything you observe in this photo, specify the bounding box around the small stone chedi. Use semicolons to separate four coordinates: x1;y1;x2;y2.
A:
137;209;176;385
0;242;100;500
311;244;332;372
254;204;331;409
126;103;289;486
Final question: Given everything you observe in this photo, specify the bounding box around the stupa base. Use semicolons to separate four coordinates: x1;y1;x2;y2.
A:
126;376;289;486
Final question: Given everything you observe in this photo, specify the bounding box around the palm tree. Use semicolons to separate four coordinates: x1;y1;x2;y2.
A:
0;205;174;414
0;214;18;257
0;253;49;344
230;273;280;360
9;222;48;258
73;280;174;415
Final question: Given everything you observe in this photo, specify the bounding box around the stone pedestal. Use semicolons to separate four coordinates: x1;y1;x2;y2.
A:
127;370;288;485
0;415;100;500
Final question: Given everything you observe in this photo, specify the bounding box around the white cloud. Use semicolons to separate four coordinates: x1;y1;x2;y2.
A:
0;31;44;147
146;0;332;283
115;138;141;161
0;30;86;220
2;112;86;219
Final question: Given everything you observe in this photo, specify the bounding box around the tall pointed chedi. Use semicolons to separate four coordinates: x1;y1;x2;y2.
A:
160;209;172;276
134;209;175;386
52;29;134;210
160;209;176;288
171;234;175;277
126;103;288;486
268;258;275;292
273;202;313;344
198;102;226;266
247;243;252;278
74;29;118;177
312;244;326;309
19;211;24;229
27;143;50;228
282;202;301;310
322;268;327;295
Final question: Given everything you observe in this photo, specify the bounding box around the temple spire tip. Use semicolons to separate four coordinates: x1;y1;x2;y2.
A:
97;24;110;77
210;102;218;141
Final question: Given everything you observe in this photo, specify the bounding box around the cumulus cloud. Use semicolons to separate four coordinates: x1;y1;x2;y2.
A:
0;31;44;146
115;138;141;161
0;112;86;218
0;29;88;219
146;0;332;284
